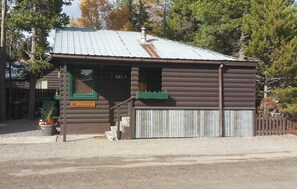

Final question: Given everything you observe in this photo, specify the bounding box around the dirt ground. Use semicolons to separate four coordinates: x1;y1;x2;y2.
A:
0;156;296;189
0;135;297;188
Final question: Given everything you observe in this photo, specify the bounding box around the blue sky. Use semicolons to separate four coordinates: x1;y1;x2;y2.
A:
63;0;80;18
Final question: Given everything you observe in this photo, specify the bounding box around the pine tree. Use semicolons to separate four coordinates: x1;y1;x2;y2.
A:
243;0;297;116
243;0;297;92
8;0;71;119
166;0;197;43
192;0;251;56
166;0;251;56
243;0;297;84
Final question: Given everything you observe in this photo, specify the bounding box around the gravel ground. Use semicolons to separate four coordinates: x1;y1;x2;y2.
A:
0;119;41;137
1;157;297;189
0;135;297;162
1;119;297;164
1;122;297;189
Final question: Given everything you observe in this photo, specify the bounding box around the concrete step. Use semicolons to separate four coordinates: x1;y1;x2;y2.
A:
122;125;130;133
110;126;117;133
105;131;117;141
112;125;124;132
108;117;130;141
115;121;128;129
121;125;130;139
121;117;130;126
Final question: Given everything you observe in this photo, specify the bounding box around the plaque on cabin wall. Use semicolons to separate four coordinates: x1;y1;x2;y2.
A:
109;71;129;80
70;101;96;108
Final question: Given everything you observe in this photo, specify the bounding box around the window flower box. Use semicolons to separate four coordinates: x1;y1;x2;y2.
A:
136;92;169;100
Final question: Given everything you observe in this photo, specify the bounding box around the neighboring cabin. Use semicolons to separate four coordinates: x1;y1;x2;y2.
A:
51;27;257;139
5;69;60;89
4;67;60;119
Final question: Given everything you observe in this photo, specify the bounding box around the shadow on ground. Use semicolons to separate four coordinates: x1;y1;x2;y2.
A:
0;119;39;135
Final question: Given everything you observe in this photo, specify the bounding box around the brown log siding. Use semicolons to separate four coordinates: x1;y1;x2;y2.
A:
61;66;130;134
59;60;256;134
132;64;255;109
133;65;220;108
44;68;60;89
131;67;139;97
223;66;256;109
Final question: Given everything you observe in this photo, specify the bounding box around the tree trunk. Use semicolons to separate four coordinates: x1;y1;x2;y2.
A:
28;73;36;119
28;25;37;119
8;61;12;119
162;1;167;36
0;0;7;121
238;31;246;61
0;51;5;121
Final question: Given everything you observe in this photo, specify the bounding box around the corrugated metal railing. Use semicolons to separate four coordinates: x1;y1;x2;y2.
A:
256;114;297;136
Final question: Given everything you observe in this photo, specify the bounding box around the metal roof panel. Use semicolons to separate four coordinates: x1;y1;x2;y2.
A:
53;28;238;61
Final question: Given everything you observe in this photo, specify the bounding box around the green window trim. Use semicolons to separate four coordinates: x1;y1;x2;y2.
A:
68;67;98;100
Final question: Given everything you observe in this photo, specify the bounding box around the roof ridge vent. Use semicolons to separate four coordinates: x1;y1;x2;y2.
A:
140;27;147;43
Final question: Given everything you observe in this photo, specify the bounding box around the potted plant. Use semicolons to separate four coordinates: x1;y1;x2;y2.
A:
38;105;56;136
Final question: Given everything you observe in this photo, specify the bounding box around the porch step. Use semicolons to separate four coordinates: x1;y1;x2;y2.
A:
121;117;130;126
115;122;130;128
105;131;117;141
111;126;117;133
106;116;130;141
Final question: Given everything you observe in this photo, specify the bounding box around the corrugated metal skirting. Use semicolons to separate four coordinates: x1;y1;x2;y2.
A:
224;110;254;137
135;110;219;138
135;110;253;138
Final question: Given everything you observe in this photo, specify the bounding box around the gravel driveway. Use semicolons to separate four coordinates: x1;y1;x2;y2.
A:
1;134;297;188
0;135;297;163
1;119;297;164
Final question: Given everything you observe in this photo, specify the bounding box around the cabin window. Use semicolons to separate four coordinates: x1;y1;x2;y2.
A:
136;68;168;100
73;69;93;94
68;67;98;100
35;79;48;89
139;68;162;92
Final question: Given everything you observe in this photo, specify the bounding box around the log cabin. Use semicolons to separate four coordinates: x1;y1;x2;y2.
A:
51;27;257;139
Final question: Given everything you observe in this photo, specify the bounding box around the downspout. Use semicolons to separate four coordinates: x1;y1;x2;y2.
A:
219;64;224;137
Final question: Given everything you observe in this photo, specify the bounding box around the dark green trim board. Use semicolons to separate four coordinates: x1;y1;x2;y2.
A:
53;95;60;100
68;66;98;100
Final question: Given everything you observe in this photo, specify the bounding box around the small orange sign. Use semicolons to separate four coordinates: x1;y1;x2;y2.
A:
70;101;96;108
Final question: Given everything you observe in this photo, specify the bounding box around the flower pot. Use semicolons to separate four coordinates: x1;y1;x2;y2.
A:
40;124;56;136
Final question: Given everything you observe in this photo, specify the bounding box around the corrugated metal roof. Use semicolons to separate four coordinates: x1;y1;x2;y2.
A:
53;27;238;61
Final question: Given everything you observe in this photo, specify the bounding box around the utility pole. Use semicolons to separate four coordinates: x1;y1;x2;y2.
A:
0;0;7;122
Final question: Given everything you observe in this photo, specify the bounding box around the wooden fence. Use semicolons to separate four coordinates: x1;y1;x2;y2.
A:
256;114;297;136
6;88;56;102
5;88;58;118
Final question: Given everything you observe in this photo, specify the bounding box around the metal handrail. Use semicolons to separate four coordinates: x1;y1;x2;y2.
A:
109;96;136;140
110;96;136;110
